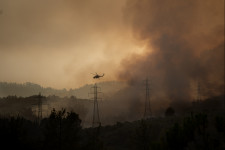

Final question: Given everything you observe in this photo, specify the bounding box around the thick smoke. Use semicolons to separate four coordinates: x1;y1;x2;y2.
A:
107;0;224;118
119;0;224;98
0;0;223;124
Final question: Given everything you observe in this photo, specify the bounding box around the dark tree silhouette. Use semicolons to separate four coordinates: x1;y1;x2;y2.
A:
165;107;175;117
43;108;81;150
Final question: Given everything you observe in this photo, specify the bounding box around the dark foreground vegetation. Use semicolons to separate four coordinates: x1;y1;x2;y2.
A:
0;96;224;150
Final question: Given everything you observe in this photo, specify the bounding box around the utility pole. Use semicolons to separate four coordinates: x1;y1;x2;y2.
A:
143;78;152;119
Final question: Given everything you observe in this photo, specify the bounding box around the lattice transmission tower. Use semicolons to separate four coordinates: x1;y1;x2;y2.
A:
89;84;102;127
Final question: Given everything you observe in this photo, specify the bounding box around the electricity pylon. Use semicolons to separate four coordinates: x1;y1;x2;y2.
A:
89;84;102;127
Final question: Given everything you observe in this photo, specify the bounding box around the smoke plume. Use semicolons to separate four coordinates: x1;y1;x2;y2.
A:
119;0;224;98
106;0;224;118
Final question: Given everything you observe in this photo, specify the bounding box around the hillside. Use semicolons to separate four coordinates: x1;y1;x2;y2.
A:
0;81;126;99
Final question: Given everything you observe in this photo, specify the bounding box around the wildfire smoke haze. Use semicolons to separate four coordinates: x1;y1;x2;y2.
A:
0;1;224;149
0;0;224;103
118;0;224;101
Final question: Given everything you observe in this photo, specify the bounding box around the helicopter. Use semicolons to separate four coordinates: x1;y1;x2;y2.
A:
91;73;104;79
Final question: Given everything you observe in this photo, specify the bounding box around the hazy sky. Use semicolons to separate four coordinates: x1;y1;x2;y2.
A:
0;0;143;89
120;0;224;100
0;0;224;92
